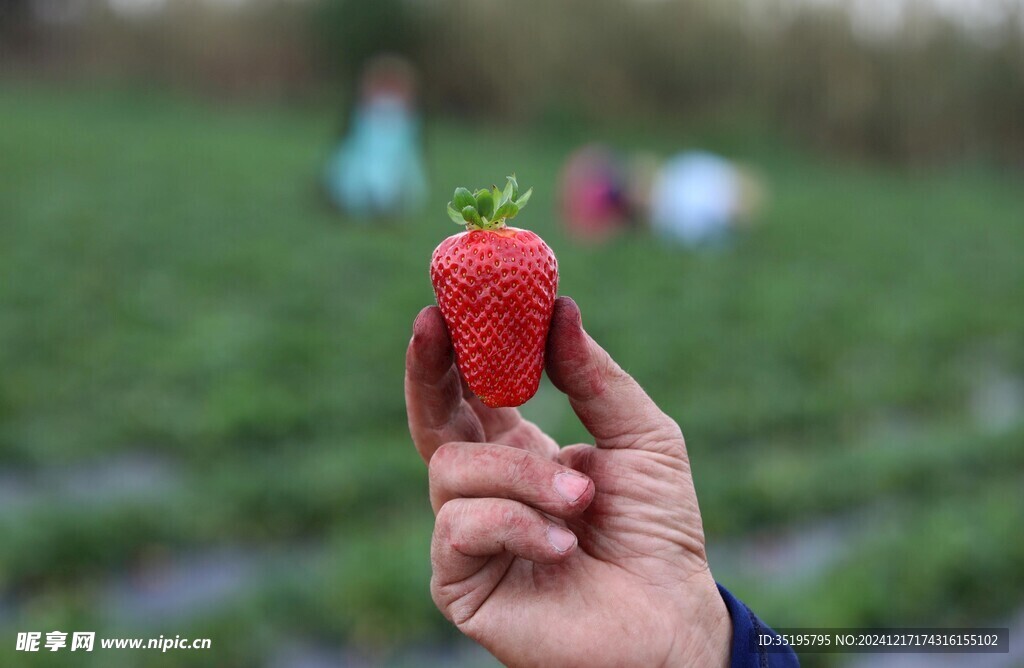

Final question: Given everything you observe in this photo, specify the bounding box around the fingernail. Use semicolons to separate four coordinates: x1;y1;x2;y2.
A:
554;472;590;503
547;525;577;553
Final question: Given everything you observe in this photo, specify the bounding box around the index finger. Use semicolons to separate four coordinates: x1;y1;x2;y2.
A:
405;306;485;463
545;297;686;457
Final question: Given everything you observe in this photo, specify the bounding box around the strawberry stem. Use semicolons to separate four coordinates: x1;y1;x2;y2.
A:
446;175;533;231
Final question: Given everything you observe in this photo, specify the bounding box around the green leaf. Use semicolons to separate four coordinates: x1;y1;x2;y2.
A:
494;201;519;221
453;187;476;211
461;205;482;227
447;202;466;225
514;187;533;210
505;174;519;202
502;177;515;206
474;189;494;219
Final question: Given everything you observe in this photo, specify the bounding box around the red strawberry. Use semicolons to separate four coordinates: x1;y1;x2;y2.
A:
430;176;558;408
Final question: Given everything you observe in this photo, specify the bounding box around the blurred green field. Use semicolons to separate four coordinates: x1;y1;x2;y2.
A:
1;83;1023;667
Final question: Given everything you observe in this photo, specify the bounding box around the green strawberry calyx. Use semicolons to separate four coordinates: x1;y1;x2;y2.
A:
446;175;533;231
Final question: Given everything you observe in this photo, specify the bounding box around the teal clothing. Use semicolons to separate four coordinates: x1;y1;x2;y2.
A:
324;97;427;218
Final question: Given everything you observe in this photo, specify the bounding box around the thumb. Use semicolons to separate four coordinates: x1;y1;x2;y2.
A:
545;297;686;457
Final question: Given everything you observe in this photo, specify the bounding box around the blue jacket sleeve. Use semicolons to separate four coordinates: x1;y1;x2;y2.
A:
717;583;800;668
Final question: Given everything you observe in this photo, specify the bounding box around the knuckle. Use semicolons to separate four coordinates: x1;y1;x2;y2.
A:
500;504;528;531
448;601;477;627
430;575;476;626
503;449;535;488
628;414;688;460
653;415;684;444
433;497;464;539
429;574;448;610
661;439;687;462
444;506;471;551
436;498;499;555
640;412;684;442
433;582;479;627
427;441;460;482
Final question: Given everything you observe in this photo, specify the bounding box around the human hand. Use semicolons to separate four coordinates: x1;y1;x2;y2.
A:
404;297;731;668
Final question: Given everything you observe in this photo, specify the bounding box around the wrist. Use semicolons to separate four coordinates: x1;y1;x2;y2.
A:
664;571;732;668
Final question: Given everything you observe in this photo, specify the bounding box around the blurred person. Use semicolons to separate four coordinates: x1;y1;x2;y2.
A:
557;146;766;250
646;151;766;249
405;297;799;667
322;55;427;219
557;144;633;243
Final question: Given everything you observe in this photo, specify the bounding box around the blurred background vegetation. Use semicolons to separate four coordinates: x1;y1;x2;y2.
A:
5;0;1024;164
1;0;1023;667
